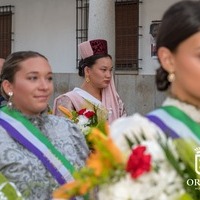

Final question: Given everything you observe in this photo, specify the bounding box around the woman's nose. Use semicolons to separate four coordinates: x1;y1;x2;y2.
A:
106;70;112;78
39;79;50;90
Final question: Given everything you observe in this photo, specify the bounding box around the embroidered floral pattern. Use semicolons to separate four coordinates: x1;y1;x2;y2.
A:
90;39;107;55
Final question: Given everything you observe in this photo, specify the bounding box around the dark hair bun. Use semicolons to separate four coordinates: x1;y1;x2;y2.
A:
156;67;171;91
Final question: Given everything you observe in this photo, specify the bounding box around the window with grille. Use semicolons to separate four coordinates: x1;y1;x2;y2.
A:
76;0;89;68
0;5;14;59
115;0;139;71
76;0;140;71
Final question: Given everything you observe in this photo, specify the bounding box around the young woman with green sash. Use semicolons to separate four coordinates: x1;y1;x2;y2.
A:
0;51;89;200
111;0;200;151
107;2;200;199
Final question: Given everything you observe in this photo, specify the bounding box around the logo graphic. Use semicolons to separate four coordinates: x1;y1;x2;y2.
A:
195;147;200;175
186;147;200;190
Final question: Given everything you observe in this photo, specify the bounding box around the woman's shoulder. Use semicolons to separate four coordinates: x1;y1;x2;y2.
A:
55;92;75;101
46;114;78;130
111;113;157;135
0;125;15;141
46;114;89;166
55;89;81;100
45;114;88;140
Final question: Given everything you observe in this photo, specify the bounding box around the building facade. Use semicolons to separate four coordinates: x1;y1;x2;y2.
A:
0;0;179;115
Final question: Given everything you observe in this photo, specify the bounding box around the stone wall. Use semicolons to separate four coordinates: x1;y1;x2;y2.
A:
50;73;167;116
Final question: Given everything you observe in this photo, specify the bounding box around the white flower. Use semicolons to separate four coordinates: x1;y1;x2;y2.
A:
98;174;134;200
77;115;89;126
98;140;185;200
110;114;161;156
76;112;94;135
0;191;7;200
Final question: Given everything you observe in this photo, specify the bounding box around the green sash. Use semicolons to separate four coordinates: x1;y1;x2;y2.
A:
0;106;75;185
147;105;200;143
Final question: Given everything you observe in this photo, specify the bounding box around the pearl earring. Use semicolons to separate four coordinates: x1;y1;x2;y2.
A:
7;91;13;108
167;73;175;82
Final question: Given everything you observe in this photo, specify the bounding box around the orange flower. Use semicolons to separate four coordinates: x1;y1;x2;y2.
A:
78;181;92;195
52;181;79;199
53;179;92;198
86;151;104;176
58;105;73;120
52;122;126;199
88;127;108;142
83;126;125;184
104;122;110;136
105;138;125;164
88;127;124;165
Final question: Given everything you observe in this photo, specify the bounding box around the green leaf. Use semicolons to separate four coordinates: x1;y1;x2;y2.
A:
177;193;194;200
0;173;23;200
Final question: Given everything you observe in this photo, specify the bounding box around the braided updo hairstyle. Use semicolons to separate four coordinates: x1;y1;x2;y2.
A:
156;0;200;91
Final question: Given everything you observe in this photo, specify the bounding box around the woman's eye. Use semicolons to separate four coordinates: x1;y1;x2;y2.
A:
28;76;37;80
48;76;53;81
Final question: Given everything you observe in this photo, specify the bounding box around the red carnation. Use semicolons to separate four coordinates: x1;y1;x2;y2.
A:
78;108;86;115
126;145;151;179
84;111;95;118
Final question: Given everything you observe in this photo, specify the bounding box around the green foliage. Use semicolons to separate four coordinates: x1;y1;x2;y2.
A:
0;173;23;200
160;138;200;200
177;193;194;200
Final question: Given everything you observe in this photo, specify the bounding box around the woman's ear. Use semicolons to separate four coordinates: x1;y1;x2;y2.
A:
84;66;90;77
157;47;175;73
2;80;13;96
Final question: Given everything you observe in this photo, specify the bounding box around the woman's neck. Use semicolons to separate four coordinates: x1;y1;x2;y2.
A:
81;82;102;101
169;92;200;109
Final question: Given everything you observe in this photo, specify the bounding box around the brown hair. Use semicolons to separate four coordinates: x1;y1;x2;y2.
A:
156;1;200;91
0;51;48;100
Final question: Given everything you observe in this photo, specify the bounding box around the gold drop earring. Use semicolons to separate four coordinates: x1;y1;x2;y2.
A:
86;77;90;83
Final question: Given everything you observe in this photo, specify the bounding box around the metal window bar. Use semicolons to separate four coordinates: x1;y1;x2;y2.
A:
115;0;140;71
76;0;89;68
75;0;141;71
115;0;138;3
0;5;14;58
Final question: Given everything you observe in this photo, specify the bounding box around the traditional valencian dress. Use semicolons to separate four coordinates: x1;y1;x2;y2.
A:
0;106;89;200
111;97;200;154
108;97;200;199
53;87;108;122
146;97;200;143
53;78;126;124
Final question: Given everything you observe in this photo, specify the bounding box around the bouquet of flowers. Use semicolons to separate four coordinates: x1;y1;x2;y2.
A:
58;105;99;149
52;121;200;200
58;105;98;136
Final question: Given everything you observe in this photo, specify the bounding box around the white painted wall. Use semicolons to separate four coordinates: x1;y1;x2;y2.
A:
0;0;77;73
0;0;180;74
88;0;115;64
139;0;179;75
